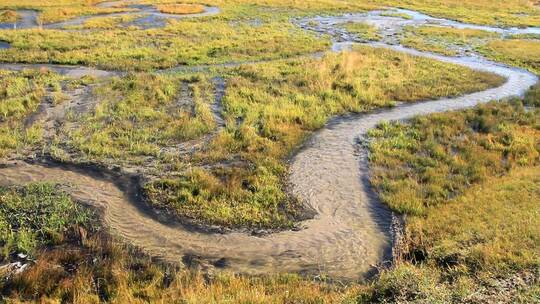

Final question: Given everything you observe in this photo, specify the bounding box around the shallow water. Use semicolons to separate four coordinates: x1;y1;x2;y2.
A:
297;8;540;43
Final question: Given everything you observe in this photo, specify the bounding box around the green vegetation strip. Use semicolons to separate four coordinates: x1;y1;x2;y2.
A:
0;69;65;157
0;183;92;258
365;95;540;302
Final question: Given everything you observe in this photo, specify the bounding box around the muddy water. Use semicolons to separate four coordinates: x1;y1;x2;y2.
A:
0;4;539;280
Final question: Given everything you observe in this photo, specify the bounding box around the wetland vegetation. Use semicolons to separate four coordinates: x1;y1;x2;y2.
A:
0;0;539;303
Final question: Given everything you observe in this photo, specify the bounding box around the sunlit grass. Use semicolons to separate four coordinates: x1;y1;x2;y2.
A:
479;39;540;74
0;69;66;157
400;25;499;56
0;16;329;71
0;10;18;23
156;4;206;15
364;98;540;302
142;46;504;229
342;22;381;41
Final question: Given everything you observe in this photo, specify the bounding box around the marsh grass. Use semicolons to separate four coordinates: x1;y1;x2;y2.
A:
38;6;133;24
378;0;540;27
363;166;540;303
3;100;539;303
66;73;216;159
342;22;381;41
0;18;329;71
508;33;540;40
399;27;540;73
479;39;540;74
0;10;18;23
0;183;92;258
363;99;540;302
156;4;206;15
400;25;499;56
380;11;412;19
0;0;536;71
0;69;65;157
368;100;539;215
69;14;141;30
143;46;504;229
1;0;538;27
0;183;355;303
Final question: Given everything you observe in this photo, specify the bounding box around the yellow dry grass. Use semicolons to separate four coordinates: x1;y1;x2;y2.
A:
0;10;18;23
156;3;206;15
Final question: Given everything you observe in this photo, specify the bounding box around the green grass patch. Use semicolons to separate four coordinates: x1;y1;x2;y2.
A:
66;73;216;159
364;97;540;302
479;39;540;74
0;183;92;258
342;22;381;41
0;69;67;157
400;25;499;56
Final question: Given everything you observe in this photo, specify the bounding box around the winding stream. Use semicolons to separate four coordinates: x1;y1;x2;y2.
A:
0;3;538;280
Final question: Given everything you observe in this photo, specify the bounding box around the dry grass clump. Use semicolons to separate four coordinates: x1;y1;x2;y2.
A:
156;3;206;15
0;10;18;23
